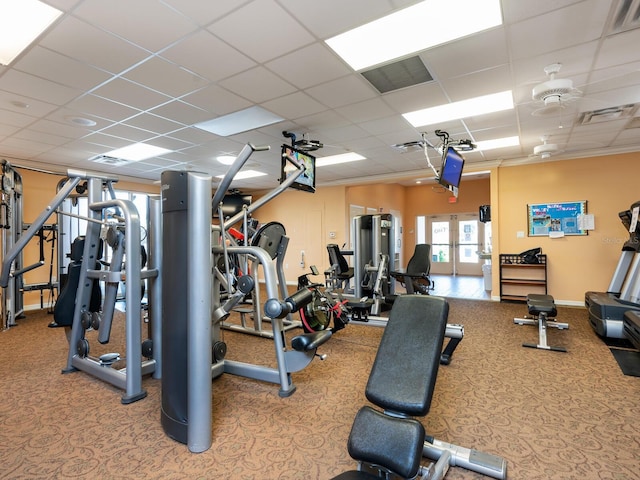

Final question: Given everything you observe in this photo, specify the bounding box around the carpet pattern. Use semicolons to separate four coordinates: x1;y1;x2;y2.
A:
0;298;638;479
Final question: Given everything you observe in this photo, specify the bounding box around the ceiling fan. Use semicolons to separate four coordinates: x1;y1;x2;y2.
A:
529;135;564;159
531;63;582;116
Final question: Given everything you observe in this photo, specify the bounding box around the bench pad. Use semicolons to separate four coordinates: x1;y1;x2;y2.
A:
365;295;448;417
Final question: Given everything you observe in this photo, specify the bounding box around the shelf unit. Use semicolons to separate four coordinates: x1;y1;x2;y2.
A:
499;254;547;302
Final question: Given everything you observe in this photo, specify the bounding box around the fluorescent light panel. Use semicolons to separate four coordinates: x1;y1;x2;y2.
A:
104;143;172;161
195;106;284;137
316;152;366;167
326;0;502;71
403;90;514;127
474;136;520;151
0;0;63;65
216;170;266;180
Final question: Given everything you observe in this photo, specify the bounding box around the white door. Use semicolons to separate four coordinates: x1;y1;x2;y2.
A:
421;214;485;275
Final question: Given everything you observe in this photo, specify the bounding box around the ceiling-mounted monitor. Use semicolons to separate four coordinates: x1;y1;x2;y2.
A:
280;144;316;193
438;146;465;192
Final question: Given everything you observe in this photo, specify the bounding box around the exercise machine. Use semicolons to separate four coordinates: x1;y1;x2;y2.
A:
221;220;302;338
0;160;24;329
1;170;161;404
585;202;640;338
352;214;395;300
514;294;568;352
161;144;333;453
331;295;507;479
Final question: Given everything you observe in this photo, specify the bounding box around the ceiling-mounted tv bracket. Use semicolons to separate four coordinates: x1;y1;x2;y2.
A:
282;130;323;152
434;129;476;151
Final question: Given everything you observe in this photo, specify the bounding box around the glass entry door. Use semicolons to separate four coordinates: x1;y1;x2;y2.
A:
423;214;484;275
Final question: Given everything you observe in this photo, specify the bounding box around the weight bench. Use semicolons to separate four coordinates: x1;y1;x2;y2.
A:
514;294;568;352
332;295;507;479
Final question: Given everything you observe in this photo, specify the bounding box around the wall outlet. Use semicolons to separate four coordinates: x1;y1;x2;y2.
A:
516;231;525;238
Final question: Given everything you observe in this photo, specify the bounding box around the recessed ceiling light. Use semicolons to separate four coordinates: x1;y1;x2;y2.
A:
326;0;502;71
216;155;236;165
10;100;30;109
103;143;172;162
215;170;266;180
0;0;63;65
403;90;513;127
474;136;520;151
195;106;284;137
316;152;366;167
65;116;97;127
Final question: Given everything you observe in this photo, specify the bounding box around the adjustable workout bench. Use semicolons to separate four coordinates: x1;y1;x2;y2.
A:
332;295;507;479
514;294;568;352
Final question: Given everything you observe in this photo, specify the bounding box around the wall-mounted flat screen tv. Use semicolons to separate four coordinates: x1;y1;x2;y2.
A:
280;144;316;193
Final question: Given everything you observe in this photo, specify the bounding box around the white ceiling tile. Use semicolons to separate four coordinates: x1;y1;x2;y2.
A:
442;65;513;101
503;0;586;23
508;0;611;60
160;0;251;26
160;30;256;82
73;0;197;52
13;46;111;91
381;82;448;114
99;124;156;143
219;67;297;103
209;0;315;63
265;43;352;89
306;75;377;109
40;16;150;75
92;78;172;111
262;92;327;120
181;84;252;116
66;94;141;122
28;117;97;140
0;108;39;128
278;0;399;39
336;98;396;124
124;113;185;135
595;28;640;70
123;56;209;98
149;100;213;125
0;70;80;105
423;27;509;81
0;91;58;117
13;128;72;147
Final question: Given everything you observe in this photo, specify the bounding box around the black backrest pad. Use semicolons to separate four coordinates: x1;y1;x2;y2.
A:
365;295;448;416
406;244;431;276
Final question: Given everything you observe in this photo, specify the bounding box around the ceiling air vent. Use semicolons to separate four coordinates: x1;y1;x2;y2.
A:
578;104;638;125
361;55;433;94
89;154;132;167
607;0;640;35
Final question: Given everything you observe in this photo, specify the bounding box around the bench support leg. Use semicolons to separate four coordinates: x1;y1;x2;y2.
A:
516;312;568;352
423;438;507;479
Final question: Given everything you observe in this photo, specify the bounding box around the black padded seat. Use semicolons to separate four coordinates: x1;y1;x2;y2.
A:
527;293;557;317
345;406;425;479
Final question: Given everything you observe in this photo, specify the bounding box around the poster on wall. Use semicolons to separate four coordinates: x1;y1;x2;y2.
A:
528;201;588;236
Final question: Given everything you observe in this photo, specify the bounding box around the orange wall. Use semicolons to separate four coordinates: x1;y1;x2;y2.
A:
249;185;347;280
253;180;489;282
403;178;490;261
493;152;640;303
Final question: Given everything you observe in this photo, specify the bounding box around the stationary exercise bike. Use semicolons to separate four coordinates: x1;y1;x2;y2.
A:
297;265;349;333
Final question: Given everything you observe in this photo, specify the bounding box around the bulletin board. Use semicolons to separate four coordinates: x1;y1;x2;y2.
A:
528;201;588;236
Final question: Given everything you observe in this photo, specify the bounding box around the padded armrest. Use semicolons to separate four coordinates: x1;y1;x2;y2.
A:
347;406;425;479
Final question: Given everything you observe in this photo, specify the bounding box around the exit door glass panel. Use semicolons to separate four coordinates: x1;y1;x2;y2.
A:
431;221;450;263
458;220;479;264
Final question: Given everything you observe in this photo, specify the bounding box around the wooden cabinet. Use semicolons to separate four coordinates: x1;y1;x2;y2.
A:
499;254;547;302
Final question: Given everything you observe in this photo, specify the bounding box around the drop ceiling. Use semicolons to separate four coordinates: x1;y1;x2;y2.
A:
1;0;639;191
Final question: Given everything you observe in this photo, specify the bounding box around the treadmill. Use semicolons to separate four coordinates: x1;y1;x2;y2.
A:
585;202;640;338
